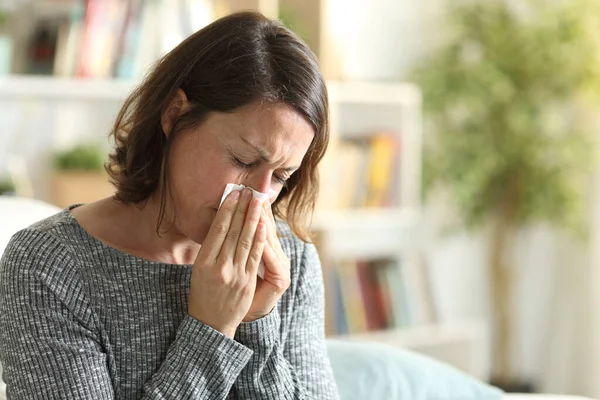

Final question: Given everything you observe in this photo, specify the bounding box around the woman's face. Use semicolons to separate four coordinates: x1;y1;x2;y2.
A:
166;101;315;244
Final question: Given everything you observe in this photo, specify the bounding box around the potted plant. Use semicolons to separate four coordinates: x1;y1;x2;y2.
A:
51;144;113;207
0;7;13;75
0;177;15;196
411;0;600;391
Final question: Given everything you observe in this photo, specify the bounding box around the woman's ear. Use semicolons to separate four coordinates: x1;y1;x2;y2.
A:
161;89;189;137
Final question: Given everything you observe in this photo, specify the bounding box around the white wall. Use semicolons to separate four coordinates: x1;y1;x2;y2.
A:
327;0;445;81
581;120;600;398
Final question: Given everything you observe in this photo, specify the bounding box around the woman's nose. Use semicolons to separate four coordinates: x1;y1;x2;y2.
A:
242;172;279;203
243;171;272;196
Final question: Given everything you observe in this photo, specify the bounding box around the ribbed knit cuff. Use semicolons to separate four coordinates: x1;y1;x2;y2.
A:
178;314;253;369
234;306;281;350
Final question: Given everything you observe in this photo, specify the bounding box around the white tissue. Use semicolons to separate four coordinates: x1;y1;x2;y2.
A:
219;183;269;208
219;184;268;279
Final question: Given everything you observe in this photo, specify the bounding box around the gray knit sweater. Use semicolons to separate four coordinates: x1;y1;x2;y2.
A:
0;207;340;399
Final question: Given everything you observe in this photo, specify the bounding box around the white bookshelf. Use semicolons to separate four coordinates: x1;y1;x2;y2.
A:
0;75;133;100
313;81;422;265
312;81;490;380
4;0;381;81
0;76;129;201
323;81;423;210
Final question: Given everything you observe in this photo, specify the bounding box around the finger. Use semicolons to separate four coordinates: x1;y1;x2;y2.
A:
261;216;278;253
260;216;289;275
261;203;277;242
260;242;288;289
234;197;263;270
201;190;241;262
261;205;282;253
261;241;280;272
246;222;267;275
219;188;253;261
267;204;281;246
250;278;279;316
262;200;277;230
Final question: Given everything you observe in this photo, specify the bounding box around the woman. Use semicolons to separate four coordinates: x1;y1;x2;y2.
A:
0;11;340;400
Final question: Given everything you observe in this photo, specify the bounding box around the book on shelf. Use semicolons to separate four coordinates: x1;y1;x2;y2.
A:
318;132;402;210
336;259;368;333
28;0;215;79
324;265;348;336
356;259;388;331
322;256;438;337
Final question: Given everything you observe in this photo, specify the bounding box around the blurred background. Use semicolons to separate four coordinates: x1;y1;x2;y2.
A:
0;0;599;397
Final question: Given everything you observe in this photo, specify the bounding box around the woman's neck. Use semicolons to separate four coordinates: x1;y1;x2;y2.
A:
71;196;201;265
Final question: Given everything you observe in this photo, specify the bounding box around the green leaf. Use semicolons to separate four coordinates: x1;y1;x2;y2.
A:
411;0;600;236
52;144;106;172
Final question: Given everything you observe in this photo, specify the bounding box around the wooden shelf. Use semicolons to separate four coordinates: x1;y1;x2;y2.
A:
0;76;420;104
327;81;421;105
313;207;418;230
0;75;135;100
330;320;487;349
312;208;420;259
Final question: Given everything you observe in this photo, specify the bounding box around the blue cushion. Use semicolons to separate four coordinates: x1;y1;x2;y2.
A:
326;339;503;400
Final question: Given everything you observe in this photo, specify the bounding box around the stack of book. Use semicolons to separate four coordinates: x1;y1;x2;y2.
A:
323;256;438;336
44;0;213;79
318;133;401;210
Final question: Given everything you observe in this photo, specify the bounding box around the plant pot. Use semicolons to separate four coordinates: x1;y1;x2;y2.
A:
50;171;114;208
489;378;537;393
0;33;12;75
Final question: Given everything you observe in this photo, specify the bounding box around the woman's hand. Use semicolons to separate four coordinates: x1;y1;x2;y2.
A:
242;200;291;322
187;188;267;338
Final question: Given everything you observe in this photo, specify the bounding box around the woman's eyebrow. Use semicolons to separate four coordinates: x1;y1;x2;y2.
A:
241;137;299;171
241;136;272;162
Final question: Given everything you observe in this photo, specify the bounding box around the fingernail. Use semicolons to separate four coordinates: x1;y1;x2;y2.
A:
231;190;241;201
242;188;252;200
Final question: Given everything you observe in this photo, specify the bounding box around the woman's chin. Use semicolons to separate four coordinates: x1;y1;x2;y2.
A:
194;223;213;245
184;209;217;245
187;228;208;245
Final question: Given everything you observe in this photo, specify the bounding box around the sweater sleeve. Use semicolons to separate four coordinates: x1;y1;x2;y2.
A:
0;229;253;400
231;241;341;399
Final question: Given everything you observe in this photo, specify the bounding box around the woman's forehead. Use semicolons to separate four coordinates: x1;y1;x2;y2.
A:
208;102;314;145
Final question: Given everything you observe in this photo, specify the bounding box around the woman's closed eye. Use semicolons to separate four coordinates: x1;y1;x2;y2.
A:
273;174;289;186
233;157;289;186
233;157;258;169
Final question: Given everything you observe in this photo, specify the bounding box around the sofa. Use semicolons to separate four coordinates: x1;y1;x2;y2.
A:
0;197;595;400
326;339;595;400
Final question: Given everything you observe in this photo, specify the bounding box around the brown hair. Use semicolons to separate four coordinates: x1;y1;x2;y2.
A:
106;11;329;242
